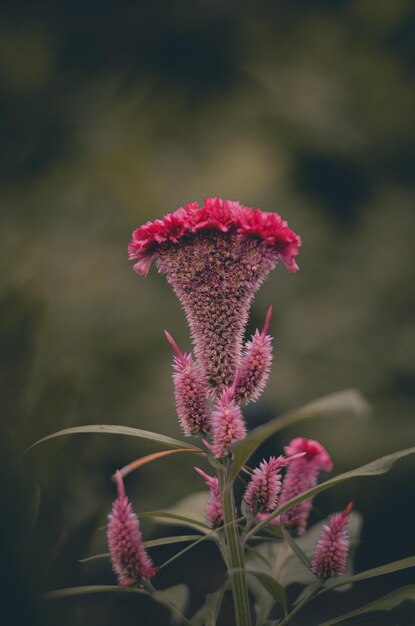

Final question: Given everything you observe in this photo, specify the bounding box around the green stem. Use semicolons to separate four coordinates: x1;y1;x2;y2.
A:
218;459;252;626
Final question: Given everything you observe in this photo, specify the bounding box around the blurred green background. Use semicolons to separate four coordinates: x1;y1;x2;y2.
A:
1;1;414;624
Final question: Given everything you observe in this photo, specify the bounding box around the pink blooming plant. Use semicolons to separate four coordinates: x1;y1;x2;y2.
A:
35;197;409;626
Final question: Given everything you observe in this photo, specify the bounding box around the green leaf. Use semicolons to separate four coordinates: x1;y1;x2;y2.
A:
79;535;206;563
190;581;229;626
23;424;201;455
152;584;191;626
279;522;312;572
325;555;415;591
248;446;415;538
42;585;148;599
141;491;211;533
318;584;415;626
228;389;370;487
246;570;288;616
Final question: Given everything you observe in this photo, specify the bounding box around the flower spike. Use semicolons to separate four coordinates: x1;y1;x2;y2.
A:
243;455;285;513
278;437;333;535
194;467;223;528
312;502;353;579
165;330;211;435
235;305;274;404
107;471;156;586
211;379;247;458
129;198;301;393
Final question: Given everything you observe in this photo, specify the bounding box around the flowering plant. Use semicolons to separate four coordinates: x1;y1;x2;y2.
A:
28;198;415;625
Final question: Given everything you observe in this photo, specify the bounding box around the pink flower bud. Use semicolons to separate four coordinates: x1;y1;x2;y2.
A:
107;471;156;586
279;437;333;535
243;456;286;513
164;330;211;435
235;306;273;404
312;502;353;579
129;198;301;393
211;383;247;458
194;467;223;528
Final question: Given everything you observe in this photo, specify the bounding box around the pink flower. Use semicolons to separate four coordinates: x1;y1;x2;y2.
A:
129;198;300;393
194;467;223;528
278;437;333;535
243;456;285;513
164;330;210;435
235;305;273;405
312;502;353;579
107;471;156;585
211;383;247;458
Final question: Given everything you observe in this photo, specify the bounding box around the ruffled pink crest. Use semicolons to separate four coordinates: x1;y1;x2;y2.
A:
284;437;333;472
107;471;156;585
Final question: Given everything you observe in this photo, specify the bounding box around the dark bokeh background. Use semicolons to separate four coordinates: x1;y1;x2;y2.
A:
1;1;414;625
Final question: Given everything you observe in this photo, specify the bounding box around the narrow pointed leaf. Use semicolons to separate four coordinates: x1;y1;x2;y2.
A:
228;389;370;486
42;585;148;599
140;510;210;531
119;448;205;478
190;581;230;626
279;522;312;572
246;570;288;616
319;584;415;626
80;535;205;563
247;446;415;538
24;425;202;455
325;555;415;591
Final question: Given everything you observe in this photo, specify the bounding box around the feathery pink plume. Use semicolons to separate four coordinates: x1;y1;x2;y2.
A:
107;471;156;585
164;330;210;435
243;455;286;513
235;305;274;404
194;467;223;528
278;437;333;535
211;381;247;458
311;502;353;579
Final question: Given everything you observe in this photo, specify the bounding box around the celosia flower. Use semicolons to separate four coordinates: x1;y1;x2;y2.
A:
129;198;301;393
235;305;274;405
107;471;156;585
164;330;210;435
278;437;333;535
243;456;285;513
211;382;247;458
311;502;353;579
194;467;223;528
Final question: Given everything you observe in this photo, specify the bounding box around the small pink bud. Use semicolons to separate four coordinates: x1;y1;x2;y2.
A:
311;502;353;579
165;330;211;435
279;437;333;535
107;471;156;585
194;467;223;528
211;382;247;458
235;306;274;404
243;455;285;513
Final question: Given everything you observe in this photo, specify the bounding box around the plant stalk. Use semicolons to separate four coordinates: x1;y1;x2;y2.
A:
219;459;252;626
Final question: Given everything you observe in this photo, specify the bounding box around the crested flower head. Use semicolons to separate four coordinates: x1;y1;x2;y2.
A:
211;382;247;458
194;467;223;528
107;471;156;585
279;437;333;535
312;502;353;579
129;198;301;393
164;331;211;435
243;455;286;513
235;305;274;405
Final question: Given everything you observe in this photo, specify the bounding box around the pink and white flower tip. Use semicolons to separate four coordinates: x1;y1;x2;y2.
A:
235;305;274;405
164;330;210;435
211;375;247;458
312;501;354;579
243;455;286;514
194;467;223;528
107;471;157;586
